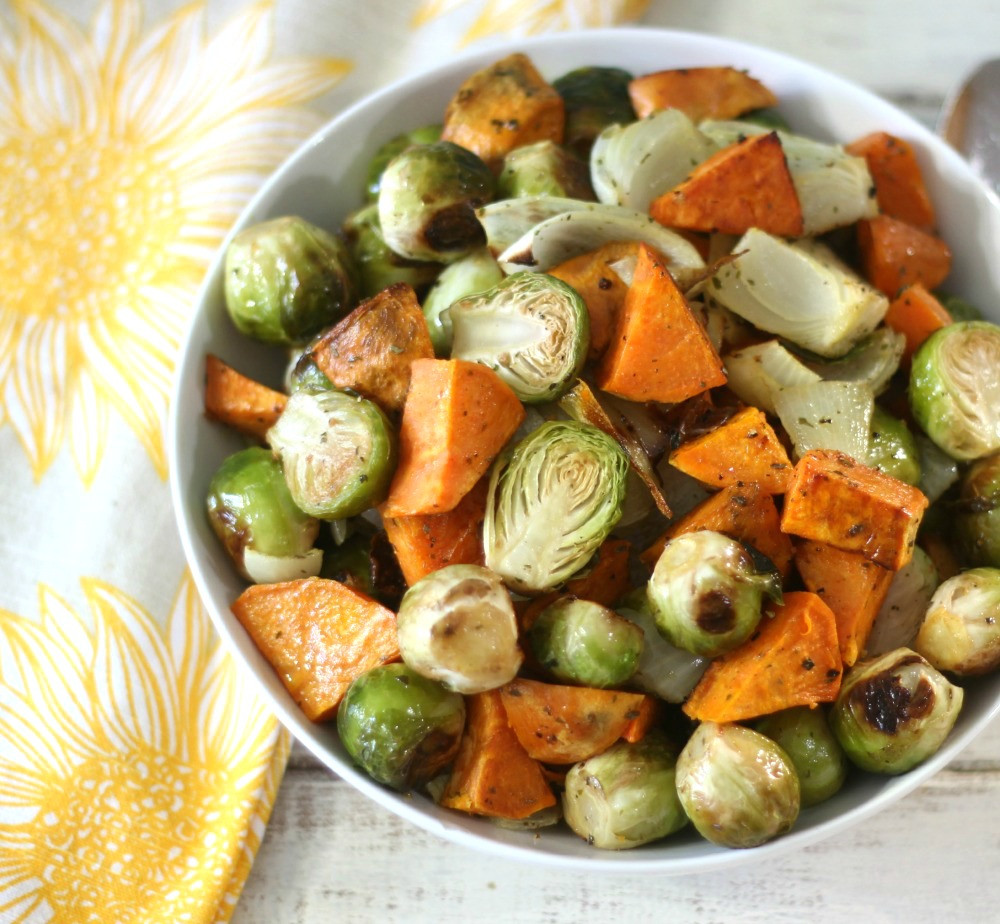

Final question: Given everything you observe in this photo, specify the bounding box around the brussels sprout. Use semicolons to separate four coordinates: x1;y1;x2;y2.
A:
711;230;888;358
675;722;800;849
449;272;589;403
954;453;1000;566
616;592;709;703
206;447;321;583
647;531;781;658
528;597;644;688
910;321;1000;461
590;108;714;212
830;648;963;774
267;389;396;519
224;216;358;345
364;123;442;200
754;707;848;807
915;568;1000;675
377;141;495;263
421;248;504;356
396;564;523;694
562;732;687;849
867;406;921;486
342;204;442;298
498;140;595;201
551;66;635;154
337;663;465;791
484;421;628;594
866;546;939;656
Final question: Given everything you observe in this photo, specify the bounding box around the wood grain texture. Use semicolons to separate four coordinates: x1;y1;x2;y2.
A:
232;1;1000;919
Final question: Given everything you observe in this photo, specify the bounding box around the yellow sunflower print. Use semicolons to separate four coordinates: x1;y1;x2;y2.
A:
0;573;289;923
413;0;650;44
0;0;351;485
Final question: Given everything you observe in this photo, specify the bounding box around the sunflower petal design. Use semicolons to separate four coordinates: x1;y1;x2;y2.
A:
413;0;651;42
0;0;352;484
0;573;289;922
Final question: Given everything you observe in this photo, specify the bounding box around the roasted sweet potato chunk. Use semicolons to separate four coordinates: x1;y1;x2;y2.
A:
628;66;777;121
204;353;286;441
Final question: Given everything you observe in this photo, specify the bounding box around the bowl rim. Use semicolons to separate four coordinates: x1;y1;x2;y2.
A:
168;25;1000;873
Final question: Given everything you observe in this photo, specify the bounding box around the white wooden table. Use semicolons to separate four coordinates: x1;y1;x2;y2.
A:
234;3;1000;920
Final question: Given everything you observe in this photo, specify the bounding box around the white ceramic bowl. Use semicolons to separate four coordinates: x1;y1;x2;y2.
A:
169;27;1000;872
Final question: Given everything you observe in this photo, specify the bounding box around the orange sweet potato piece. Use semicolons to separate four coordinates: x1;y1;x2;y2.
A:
780;449;929;571
856;215;952;297
499;678;653;765
621;695;661;744
682;591;843;723
231;578;399;722
440;690;556;820
794;540;894;667
883;283;953;361
668;405;793;494
628;66;777;121
548;240;640;359
649;131;804;237
441;53;564;171
597;243;727;404
845;131;936;231
382;358;524;517
381;477;488;586
204;353;287;442
641;482;794;579
307;283;434;415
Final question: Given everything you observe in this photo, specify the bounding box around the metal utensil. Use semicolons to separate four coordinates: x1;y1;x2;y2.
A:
938;57;1000;190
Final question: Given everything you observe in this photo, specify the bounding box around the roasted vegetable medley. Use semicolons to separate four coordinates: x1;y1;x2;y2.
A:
203;53;1000;851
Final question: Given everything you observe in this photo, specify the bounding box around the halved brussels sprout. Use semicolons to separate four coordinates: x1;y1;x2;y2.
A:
206;447;321;583
342;203;442;298
865;546;939;657
552;66;635;154
377;141;495;263
773;380;874;462
675;721;800;849
484;420;628;594
867;406;921;486
955;453;1000;566
710;229;888;358
421;248;504;356
590;108;715;212
937;292;982;322
267;389;396;519
647;530;781;658
337;663;465;791
915;568;1000;675
700;120;878;235
754;707;848;807
910;321;1000;461
830;648;963;774
449;272;588;403
364;123;442;200
497;203;705;286
528;597;644;688
224;216;358;345
286;353;334;395
562;732;687;850
498;140;594;201
396;564;523;694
